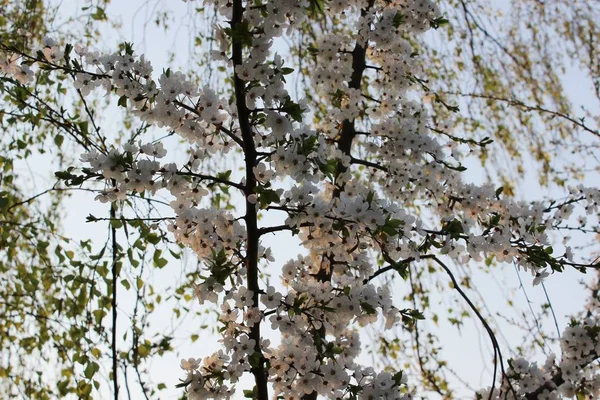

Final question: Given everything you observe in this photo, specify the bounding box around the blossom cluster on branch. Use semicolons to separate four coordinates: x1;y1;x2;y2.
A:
2;0;600;399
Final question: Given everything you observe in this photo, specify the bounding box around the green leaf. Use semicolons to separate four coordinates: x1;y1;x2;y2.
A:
64;43;73;61
78;121;89;136
392;262;409;280
361;302;377;315
92;309;106;324
138;344;150;357
0;195;9;210
86;214;98;222
147;233;161;245
281;97;304;122
91;7;107;21
307;0;325;18
430;16;450;29
244;387;257;398
153;250;168;268
54;134;64;147
392;371;404;385
495;186;504;199
442;218;464;239
122;42;134;56
258;188;280;209
84;362;99;379
393;12;405;28
409;309;425;320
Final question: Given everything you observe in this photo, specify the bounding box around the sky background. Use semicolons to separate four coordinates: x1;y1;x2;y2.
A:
17;0;600;398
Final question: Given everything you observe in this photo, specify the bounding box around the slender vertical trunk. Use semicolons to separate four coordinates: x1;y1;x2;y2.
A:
231;1;268;398
302;2;375;399
110;199;119;400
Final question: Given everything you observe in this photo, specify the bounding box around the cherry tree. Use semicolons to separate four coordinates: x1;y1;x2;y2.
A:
1;0;600;399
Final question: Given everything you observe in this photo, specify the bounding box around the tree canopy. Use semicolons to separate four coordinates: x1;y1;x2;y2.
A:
1;1;599;399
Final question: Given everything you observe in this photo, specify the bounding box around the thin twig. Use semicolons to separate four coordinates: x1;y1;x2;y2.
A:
541;282;561;338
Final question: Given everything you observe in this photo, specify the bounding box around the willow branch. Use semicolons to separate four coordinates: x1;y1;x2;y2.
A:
446;91;600;139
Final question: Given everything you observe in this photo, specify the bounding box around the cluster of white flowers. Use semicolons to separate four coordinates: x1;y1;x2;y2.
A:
0;52;34;83
3;0;600;398
0;37;64;83
74;46;234;150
